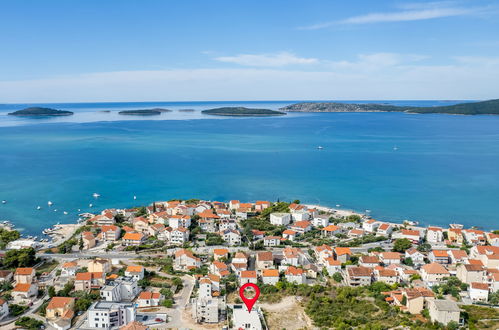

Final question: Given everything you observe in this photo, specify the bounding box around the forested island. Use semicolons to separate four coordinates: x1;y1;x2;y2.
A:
118;108;172;116
8;107;74;116
202;107;286;116
280;99;499;115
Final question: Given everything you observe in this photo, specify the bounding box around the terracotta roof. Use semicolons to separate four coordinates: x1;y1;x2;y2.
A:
126;265;144;273
197;209;219;219
101;225;119;232
360;256;379;264
401;229;420;236
378;269;397;277
335;247;351;256
326;257;341;266
283;229;297;235
257;251;273;261
378;223;390;231
13;283;32;292
120;321;148;330
471;282;489;290
262;269;279;277
464;264;484;272
240;270;256;278
292;221;311;229
431;250;449;258
15;267;34;275
47;297;75;310
449;250;468;259
208;274;220;282
62;262;77;268
138;291;161;300
123;232;144;241
348;267;373;277
75;272;103;281
285;266;304;276
213;248;229;256
468;259;484;266
174;249;199;260
421;263;449;275
381;252;401;260
322;225;340;232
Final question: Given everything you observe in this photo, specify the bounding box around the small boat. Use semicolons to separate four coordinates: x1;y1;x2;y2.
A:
393;146;398;151
54;209;57;212
93;193;101;198
48;201;53;206
365;209;371;213
133;195;137;200
89;203;93;208
336;204;341;208
1;200;6;204
317;146;324;150
77;209;81;212
37;206;41;210
63;211;68;215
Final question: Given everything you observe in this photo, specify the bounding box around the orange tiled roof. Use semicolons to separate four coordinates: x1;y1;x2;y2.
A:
123;232;144;241
262;269;279;277
15;267;34;275
126;265;143;273
47;296;75;310
13;283;32;292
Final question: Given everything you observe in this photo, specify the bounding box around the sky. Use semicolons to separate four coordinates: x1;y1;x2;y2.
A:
0;0;498;102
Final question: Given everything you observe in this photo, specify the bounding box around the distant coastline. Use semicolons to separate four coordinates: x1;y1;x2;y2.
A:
8;107;74;116
202;106;286;116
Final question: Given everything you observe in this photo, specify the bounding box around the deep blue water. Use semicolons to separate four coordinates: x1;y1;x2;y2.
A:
0;100;498;234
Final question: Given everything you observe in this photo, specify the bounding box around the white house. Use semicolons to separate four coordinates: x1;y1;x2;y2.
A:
269;213;291;226
220;229;241;246
87;301;136;329
168;215;191;229
125;265;144;281
263;236;281;247
312;214;329;228
285;266;306;284
427;227;444;243
362;219;380;233
261;269;279;285
170;227;190;245
469;282;489;302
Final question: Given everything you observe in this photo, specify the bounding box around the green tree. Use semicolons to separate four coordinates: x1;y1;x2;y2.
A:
15;316;44;329
392;238;412;252
48;286;56;298
332;272;343;283
0;229;21;249
4;248;37;268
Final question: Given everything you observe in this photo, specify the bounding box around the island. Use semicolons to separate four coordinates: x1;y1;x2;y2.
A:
8;107;74;116
280;98;499;115
202;106;286;116
118;108;171;116
178;109;195;112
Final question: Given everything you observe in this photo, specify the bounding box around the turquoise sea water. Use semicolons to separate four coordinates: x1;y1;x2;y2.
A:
0;100;498;234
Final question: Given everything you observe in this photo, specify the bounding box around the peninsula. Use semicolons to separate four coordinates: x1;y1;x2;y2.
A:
118;108;171;116
202;106;286;116
8;107;74;116
280;98;499;115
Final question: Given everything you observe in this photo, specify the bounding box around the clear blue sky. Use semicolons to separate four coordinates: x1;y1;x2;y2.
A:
1;0;498;102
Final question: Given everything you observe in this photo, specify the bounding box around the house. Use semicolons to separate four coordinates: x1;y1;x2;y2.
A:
255;251;274;272
325;258;342;275
427;227;444;243
100;277;140;302
282;229;297;241
251;230;265;241
269;213;291;226
89;212;115;226
334;247;351;263
132;217;150;233
348;229;365;238
219;219;237;231
174;249;201;271
170;227;190;245
101;225;121;242
210;261;230;278
447;228;463;245
282;247;303;267
61;262;78;277
469;245;499;268
88;258;112;273
229;200;240;210
46;297;75;330
168;215;191;229
291;210;310;222
383;287;434;315
375;268;398;284
469;282;489;302
12;283;38;303
429;250;449;264
359;255;380;268
123;232;145;246
263;236;281;247
213;248;229;261
377;223;393;236
120;322;148;330
239;270;257;285
220;229;241;246
255;201;271;212
463;229;486;245
261;269;280;285
346;266;373;286
380;252;401;265
285;266;306;284
428;300;460;326
314;245;334;265
14;267;35;284
405;248;425;266
75;272;105;291
0;298;8;321
0;270;13;283
448;249;468;264
137;291;162;307
456;264;485;284
87;301;136;329
362;219;380;233
400;229;421;244
81;231;96;249
321;225;342;237
125;265;144;281
232;252;249;266
421;263;450;286
290;221;312;233
486;232;499;247
312;214;329;228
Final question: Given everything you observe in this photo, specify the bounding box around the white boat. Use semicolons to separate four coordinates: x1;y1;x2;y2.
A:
37;206;41;210
48;201;53;206
93;193;101;198
317;146;324;150
77;209;81;212
393;146;398;151
133;195;137;200
89;203;93;208
54;209;57;212
1;200;6;204
63;211;68;215
336;204;341;208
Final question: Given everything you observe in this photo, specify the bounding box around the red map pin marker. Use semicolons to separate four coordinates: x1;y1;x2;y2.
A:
239;283;260;312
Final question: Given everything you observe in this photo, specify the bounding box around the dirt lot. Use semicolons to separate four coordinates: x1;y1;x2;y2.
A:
259;296;314;330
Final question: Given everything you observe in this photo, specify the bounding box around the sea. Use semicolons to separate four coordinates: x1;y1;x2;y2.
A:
0;100;498;235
